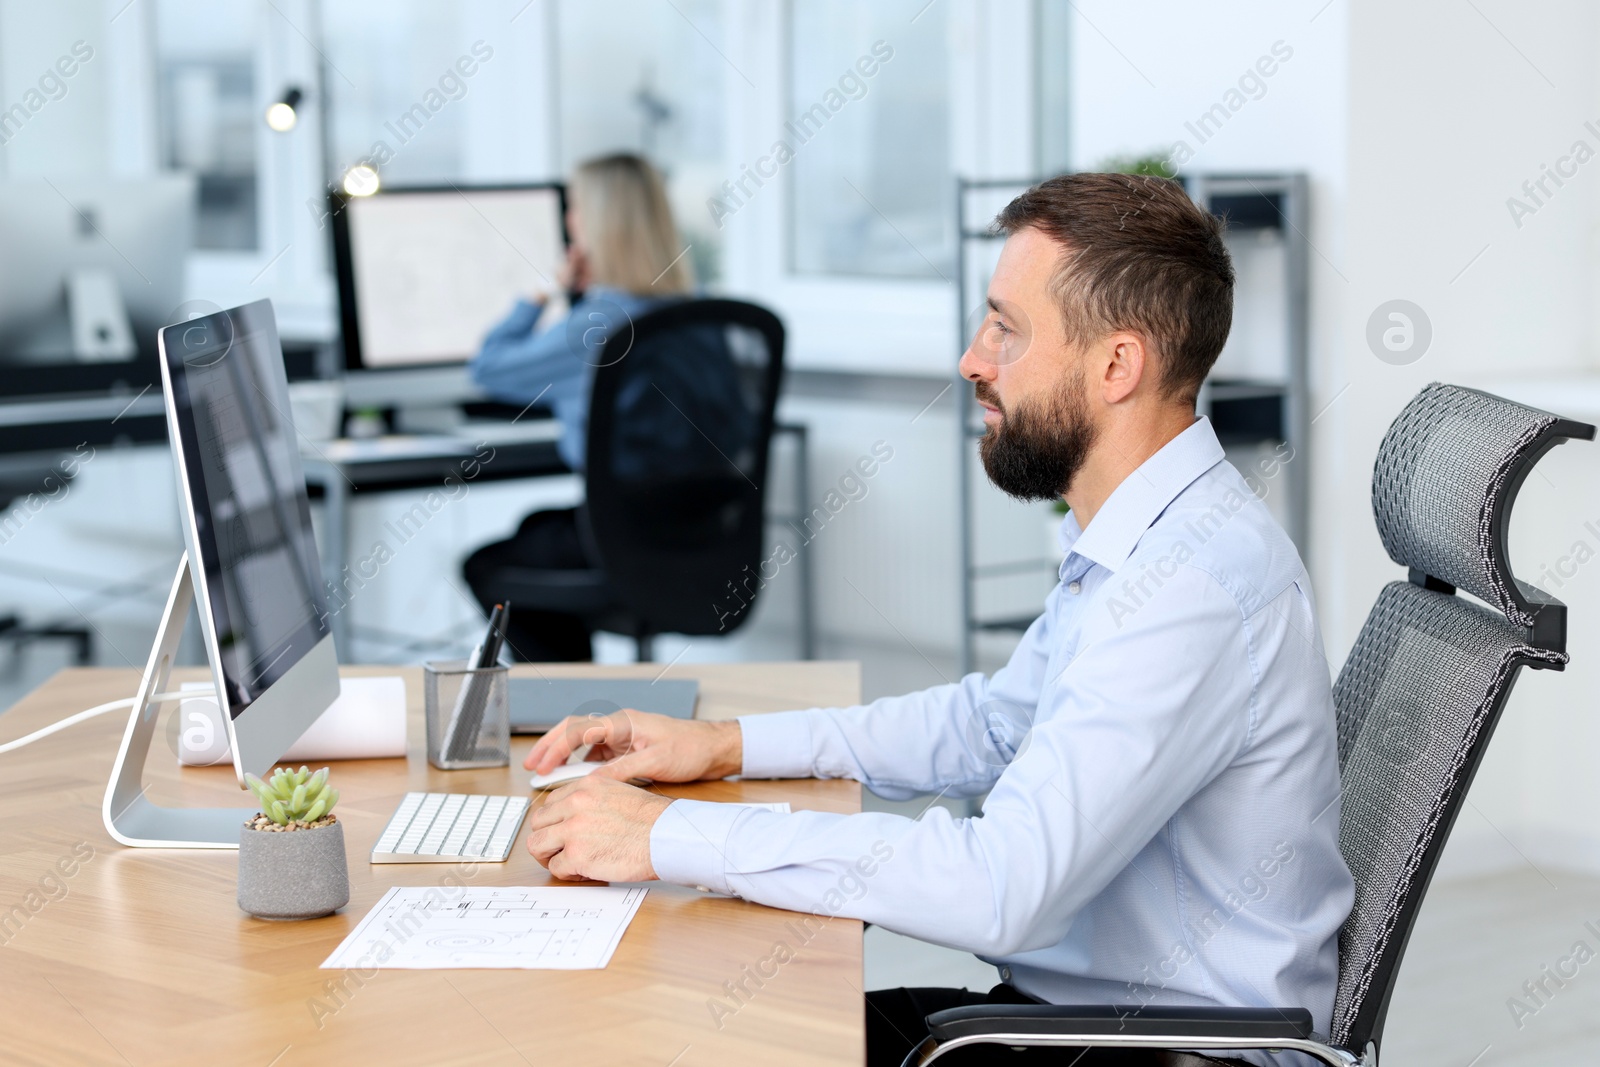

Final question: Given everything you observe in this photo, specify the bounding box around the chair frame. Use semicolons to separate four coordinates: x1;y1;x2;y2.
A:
904;386;1595;1067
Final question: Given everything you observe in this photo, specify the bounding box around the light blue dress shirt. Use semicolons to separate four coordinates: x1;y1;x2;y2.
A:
651;417;1355;1057
470;286;664;471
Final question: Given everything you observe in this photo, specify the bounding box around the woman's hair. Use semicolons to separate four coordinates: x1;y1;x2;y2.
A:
570;153;694;295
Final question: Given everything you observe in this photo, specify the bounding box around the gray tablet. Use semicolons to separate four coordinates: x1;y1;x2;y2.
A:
508;677;699;734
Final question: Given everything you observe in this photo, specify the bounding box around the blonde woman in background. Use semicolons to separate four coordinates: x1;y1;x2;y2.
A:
465;153;696;661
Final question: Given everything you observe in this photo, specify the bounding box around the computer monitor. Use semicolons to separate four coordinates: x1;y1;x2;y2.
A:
0;176;194;371
104;299;341;849
330;183;567;374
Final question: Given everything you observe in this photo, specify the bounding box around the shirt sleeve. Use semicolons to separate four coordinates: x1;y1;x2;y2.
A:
469;298;585;404
734;584;1065;800
650;565;1253;957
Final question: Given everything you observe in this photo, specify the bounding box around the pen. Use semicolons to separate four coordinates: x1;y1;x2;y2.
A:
485;601;511;665
475;604;504;667
445;604;504;760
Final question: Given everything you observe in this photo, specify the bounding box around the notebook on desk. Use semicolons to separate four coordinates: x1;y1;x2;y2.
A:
508;677;699;734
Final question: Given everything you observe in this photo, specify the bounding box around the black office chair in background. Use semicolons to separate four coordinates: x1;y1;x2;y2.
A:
0;465;92;666
905;383;1594;1066
483;298;784;662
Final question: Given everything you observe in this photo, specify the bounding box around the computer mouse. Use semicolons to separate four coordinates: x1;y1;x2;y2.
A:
529;761;602;790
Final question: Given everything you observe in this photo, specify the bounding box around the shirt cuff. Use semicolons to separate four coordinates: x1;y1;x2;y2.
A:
737;711;816;779
649;798;749;894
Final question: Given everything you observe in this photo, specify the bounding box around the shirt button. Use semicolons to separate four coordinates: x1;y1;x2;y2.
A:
1067;581;1081;594
1001;967;1013;982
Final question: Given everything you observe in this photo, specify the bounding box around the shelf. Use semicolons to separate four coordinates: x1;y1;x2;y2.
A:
1207;379;1287;400
972;614;1041;633
1208;190;1285;232
970;558;1059;579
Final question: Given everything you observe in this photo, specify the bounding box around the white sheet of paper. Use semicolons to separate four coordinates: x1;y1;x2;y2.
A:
322;886;647;971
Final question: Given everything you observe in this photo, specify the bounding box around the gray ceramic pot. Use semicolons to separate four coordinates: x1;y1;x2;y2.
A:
237;819;351;920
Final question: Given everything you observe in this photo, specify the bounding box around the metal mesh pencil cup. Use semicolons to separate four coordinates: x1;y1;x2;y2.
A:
424;659;510;769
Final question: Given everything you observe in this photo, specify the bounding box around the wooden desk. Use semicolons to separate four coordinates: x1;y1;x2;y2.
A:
0;662;863;1066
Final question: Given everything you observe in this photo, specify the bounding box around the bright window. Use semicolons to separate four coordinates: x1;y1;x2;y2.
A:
154;0;260;250
319;1;476;185
556;0;728;283
787;0;952;279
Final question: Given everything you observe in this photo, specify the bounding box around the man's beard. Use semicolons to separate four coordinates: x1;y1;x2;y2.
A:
976;370;1098;503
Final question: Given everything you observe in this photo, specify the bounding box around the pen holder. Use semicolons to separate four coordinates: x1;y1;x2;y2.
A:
424;659;510;769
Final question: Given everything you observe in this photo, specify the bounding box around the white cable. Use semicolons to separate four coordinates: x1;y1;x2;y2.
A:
0;688;216;756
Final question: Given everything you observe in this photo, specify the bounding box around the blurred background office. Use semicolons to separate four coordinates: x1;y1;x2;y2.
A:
5;3;1600;1062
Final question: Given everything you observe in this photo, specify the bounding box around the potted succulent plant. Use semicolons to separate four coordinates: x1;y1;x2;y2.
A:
237;766;350;920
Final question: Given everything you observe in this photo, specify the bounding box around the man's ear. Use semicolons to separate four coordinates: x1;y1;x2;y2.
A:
1101;331;1148;404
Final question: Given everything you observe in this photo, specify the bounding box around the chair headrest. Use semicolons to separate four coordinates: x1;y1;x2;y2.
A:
1372;382;1594;649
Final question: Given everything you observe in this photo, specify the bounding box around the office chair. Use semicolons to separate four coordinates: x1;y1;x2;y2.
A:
0;465;92;665
488;298;784;662
905;383;1595;1067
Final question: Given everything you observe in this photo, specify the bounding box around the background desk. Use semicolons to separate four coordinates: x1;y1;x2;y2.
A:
301;422;817;660
300;426;571;656
0;661;863;1066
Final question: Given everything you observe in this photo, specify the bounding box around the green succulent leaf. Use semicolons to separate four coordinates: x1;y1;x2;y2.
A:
244;773;270;807
250;766;336;824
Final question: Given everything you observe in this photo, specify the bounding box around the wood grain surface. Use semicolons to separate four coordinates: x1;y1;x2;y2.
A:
0;662;864;1066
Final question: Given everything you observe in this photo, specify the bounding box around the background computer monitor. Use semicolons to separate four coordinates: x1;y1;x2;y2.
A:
158;298;340;785
331;183;567;374
0;176;194;369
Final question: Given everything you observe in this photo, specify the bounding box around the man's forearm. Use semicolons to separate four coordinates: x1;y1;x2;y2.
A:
735;680;1012;799
706;719;743;779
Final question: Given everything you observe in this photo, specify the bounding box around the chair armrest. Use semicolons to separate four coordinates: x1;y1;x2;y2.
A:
926;1003;1314;1043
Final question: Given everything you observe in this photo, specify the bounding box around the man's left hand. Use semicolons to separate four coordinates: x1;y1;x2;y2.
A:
526;775;672;882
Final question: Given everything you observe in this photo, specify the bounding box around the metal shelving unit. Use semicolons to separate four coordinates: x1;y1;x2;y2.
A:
956;172;1311;675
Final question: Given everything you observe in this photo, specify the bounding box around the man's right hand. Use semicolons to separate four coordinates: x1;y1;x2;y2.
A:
523;710;743;785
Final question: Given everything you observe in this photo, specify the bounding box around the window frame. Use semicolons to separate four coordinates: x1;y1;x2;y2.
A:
718;0;1041;375
106;0;1046;372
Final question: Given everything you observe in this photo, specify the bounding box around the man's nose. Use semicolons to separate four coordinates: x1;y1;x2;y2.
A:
959;340;996;384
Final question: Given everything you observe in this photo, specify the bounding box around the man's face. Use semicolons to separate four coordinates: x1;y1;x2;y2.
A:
959;227;1099;502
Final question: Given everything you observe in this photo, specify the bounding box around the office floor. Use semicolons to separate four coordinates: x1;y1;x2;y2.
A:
5;640;1599;1064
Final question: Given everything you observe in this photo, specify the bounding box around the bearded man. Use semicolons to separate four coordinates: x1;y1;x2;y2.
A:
520;173;1354;1067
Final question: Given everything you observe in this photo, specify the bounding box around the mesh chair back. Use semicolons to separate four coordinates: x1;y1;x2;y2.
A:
581;298;783;638
1329;383;1592;1052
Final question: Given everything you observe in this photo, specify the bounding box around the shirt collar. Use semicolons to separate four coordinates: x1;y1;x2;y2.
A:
1059;416;1226;576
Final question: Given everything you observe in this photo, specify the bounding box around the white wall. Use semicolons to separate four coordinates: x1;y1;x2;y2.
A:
0;1;113;177
1069;0;1600;879
1338;0;1600;879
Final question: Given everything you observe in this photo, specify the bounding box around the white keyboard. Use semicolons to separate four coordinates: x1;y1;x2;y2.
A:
371;792;530;864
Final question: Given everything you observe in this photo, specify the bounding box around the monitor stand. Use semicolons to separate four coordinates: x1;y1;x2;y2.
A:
102;552;256;848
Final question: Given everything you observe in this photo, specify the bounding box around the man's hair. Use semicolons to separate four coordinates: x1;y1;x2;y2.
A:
994;173;1234;405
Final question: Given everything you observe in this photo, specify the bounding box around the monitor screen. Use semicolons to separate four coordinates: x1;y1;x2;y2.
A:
334;185;567;369
160;300;330;719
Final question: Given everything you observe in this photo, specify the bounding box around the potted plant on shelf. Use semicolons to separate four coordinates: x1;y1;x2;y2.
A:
237;765;350;920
